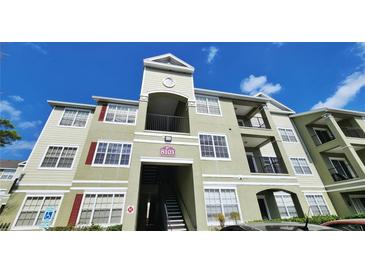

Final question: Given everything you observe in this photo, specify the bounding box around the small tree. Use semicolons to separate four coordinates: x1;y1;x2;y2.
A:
230;212;240;224
216;213;225;228
0;119;21;147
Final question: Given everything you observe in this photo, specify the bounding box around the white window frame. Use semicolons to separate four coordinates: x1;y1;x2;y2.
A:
313;127;334;145
203;186;243;226
257;194;272;220
76;192;126;227
305;193;331;216
290;157;313;176
350;194;365;213
328;157;356;178
0;168;16;180
198;133;231;161
38;145;79;170
274;192;298;219
12;194;64;230
92;141;133;168
278;127;298;143
58;107;90;128
195;95;222;116
103;103;138;125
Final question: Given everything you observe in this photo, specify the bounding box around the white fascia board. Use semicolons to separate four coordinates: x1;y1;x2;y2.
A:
195;88;269;103
47;100;96;110
290;107;365;118
92;96;139;106
143;53;195;74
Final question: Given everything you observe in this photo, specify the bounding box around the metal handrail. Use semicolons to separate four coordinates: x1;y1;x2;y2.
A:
249;156;287;174
310;132;335;146
163;202;171;231
146;113;189;133
341;127;365;138
241;117;268;129
328;167;355;182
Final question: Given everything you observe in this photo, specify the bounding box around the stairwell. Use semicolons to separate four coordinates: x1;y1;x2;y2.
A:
165;193;188;231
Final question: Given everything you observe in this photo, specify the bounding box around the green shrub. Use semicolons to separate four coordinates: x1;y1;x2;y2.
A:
251;215;339;225
47;224;123;231
106;224;123;231
78;224;104;231
344;212;365;219
48;226;76;231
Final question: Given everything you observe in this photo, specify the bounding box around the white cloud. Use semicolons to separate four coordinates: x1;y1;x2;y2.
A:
240;75;282;95
18;120;42;129
312;70;365;109
202;46;219;64
25;42;48;55
9;95;24;102
0;100;22;120
2;140;35;152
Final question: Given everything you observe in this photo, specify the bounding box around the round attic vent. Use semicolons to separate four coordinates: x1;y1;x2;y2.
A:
163;77;175;88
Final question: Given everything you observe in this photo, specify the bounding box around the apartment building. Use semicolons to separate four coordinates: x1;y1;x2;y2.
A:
292;109;365;216
1;53;356;231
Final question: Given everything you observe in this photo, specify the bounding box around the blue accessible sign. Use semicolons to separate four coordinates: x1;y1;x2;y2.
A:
40;207;56;229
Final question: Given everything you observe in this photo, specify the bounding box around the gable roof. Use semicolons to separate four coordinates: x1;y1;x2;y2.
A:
290;107;365;118
144;53;195;74
254;92;295;113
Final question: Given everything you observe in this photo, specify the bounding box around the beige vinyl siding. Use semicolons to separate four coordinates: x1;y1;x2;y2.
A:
21;107;93;183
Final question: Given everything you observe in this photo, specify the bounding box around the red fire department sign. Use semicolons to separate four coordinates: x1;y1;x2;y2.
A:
127;205;135;214
160;146;176;157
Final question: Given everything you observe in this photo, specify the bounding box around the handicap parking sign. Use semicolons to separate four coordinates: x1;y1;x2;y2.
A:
40;207;56;228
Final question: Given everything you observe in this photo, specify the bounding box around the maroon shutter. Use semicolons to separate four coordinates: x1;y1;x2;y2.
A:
98;104;107;121
85;142;97;165
68;194;83;226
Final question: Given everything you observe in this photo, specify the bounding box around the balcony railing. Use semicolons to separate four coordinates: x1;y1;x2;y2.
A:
341;127;365;138
328;167;355;182
311;133;335;146
145;113;189;133
249;156;287;174
239;117;268;129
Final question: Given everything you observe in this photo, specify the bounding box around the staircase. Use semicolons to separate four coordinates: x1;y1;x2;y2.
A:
165;193;187;231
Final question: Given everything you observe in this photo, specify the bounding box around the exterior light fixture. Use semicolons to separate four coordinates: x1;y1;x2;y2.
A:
164;136;172;143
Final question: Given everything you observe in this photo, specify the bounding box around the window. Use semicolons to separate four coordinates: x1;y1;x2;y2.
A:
204;188;241;225
313;127;334;145
350;195;365;213
274;192;298;218
278;128;297;142
78;193;125;225
0;169;16;180
59;109;89;127
305;194;330;216
93;142;132;166
290;157;312;175
40;146;77;169
199;134;230;159
261;156;281;173
329;158;355;180
196;95;221;115
15;196;62;227
105;104;137;124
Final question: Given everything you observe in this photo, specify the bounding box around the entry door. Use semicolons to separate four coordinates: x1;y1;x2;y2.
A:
351;195;365;213
257;196;271;220
246;153;258;173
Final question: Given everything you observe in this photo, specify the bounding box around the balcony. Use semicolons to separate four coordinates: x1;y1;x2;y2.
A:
247;155;287;174
311;131;335;146
341;127;365;138
329;167;355;182
145;113;189;133
238;116;268;129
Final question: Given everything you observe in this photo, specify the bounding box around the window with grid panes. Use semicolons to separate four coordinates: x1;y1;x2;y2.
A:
199;134;229;159
105;104;137;124
15;196;62;227
196;95;221;115
40;146;77;168
204;188;240;225
59;109;89;127
274;192;298;218
305;194;330;216
278;128;297;142
93;142;132;166
0;169;15;180
78;193;125;225
290;157;312;175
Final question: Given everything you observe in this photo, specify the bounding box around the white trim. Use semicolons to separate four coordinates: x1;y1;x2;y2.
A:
203;181;300;186
91;141;133;168
133;139;199;146
70;187;127;192
326;185;365;192
17;182;72;187
72;180;128;184
11;193;64;230
198;133;231;161
13;190;70;194
103;103;138;126
301;190;326;193
289;157;313;176
201;173;297;180
47;100;96;110
195;95;222;117
305;193;332;216
38;144;79;170
134;131;198;139
92;96;139;106
325;178;365;188
140;156;193;164
257;195;272;220
328;157;356;178
57;107;91;128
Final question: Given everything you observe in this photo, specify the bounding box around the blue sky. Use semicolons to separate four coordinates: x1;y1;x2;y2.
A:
1;42;365;160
